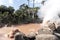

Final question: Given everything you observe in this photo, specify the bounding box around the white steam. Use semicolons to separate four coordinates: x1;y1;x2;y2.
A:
38;0;60;24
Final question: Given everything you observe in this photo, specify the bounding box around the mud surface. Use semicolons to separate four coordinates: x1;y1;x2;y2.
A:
0;23;41;40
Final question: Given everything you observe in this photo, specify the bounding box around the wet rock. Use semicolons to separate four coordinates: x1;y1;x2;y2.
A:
35;34;59;40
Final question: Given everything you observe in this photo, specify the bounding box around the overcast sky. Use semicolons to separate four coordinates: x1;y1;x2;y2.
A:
0;0;41;10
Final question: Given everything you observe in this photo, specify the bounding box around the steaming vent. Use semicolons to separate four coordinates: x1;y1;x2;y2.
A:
37;0;60;25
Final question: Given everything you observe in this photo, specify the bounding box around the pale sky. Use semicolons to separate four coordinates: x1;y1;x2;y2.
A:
0;0;41;10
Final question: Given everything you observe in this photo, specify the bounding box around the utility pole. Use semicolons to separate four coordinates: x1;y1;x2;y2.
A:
27;0;30;18
27;0;29;6
32;0;35;19
33;0;35;8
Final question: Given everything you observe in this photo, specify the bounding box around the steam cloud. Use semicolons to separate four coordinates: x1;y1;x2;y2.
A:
38;0;60;24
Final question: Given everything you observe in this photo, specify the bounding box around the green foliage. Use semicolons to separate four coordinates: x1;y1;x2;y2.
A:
0;4;40;25
7;6;15;13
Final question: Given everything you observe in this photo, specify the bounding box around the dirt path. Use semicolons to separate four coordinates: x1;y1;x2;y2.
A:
17;23;41;35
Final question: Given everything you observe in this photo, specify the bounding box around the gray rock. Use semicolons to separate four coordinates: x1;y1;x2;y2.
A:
53;32;60;39
55;26;60;33
38;22;56;34
15;34;25;40
35;34;59;40
48;23;56;31
27;32;37;38
14;31;30;40
38;28;53;34
14;32;26;40
26;32;37;40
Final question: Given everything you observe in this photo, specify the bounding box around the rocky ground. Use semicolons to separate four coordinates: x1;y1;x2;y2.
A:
0;23;59;40
0;23;41;40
